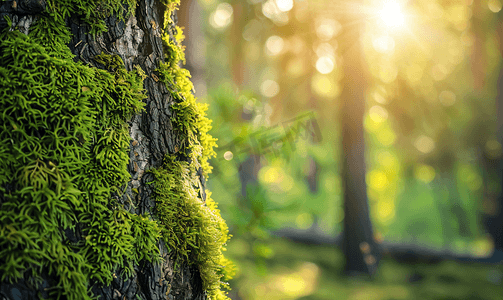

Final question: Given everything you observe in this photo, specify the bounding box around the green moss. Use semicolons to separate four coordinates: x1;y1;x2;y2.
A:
156;23;217;176
160;0;181;28
0;29;159;299
148;2;234;298
150;155;234;300
45;0;138;35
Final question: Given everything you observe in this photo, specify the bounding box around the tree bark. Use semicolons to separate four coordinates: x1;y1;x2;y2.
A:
0;1;208;299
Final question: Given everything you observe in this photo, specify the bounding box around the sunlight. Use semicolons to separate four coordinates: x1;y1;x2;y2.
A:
276;0;293;12
378;1;405;29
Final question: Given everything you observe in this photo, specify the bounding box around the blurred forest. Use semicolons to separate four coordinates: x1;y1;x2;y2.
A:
178;0;503;299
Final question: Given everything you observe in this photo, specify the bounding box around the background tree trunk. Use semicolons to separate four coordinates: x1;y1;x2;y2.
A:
178;0;206;98
0;1;208;299
490;9;503;256
338;5;380;277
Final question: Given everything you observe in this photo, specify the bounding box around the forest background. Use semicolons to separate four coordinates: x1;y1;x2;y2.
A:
177;0;503;299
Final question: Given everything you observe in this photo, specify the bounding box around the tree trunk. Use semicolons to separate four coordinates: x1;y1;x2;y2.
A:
489;10;503;254
0;1;228;299
338;6;380;276
471;0;487;92
177;0;206;98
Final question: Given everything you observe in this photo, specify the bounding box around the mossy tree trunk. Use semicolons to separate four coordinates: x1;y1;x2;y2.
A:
0;1;229;300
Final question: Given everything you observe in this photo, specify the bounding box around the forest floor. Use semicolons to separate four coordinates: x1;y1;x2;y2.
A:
226;237;503;300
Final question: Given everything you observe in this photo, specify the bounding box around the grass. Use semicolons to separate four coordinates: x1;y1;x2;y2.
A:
225;237;503;300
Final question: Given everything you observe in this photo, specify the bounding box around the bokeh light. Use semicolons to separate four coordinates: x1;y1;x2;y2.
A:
316;18;341;41
488;0;503;13
485;140;502;159
414;135;435;154
209;3;233;29
315;56;335;74
414;164;436;183
439;90;456;106
315;43;336;59
260;79;280;97
223;151;234;161
368;170;388;191
369;105;389;123
265;35;285;56
311;74;340;98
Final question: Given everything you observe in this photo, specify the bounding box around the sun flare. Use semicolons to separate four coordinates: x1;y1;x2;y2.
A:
379;2;405;29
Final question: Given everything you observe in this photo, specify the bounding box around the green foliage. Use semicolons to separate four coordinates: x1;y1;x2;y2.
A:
0;29;158;299
150;155;233;300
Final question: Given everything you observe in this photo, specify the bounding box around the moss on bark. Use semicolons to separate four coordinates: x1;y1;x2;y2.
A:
0;1;232;299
